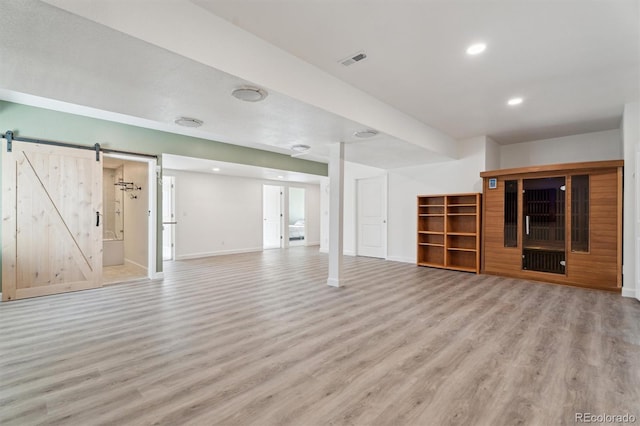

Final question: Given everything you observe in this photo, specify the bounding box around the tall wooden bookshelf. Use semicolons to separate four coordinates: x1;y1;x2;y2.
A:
417;193;481;273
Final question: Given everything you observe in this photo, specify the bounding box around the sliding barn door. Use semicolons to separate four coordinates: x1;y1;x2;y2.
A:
2;140;102;301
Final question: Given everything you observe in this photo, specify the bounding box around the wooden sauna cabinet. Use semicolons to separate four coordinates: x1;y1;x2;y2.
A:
480;160;623;291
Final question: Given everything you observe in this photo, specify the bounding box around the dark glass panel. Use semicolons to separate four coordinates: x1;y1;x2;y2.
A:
571;175;589;252
522;177;566;275
504;180;518;247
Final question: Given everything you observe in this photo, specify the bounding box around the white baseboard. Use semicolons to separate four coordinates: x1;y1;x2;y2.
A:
386;256;416;264
176;247;263;261
327;278;346;287
621;287;637;298
151;271;165;280
319;249;398;258
317;249;355;255
305;241;320;247
125;258;148;272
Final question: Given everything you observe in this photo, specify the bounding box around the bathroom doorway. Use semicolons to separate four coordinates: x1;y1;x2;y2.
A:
102;154;157;284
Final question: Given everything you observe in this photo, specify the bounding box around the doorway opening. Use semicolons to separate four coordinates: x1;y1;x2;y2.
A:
288;187;306;246
263;184;283;249
102;154;157;284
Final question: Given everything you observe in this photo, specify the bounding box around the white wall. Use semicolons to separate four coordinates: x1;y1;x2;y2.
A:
123;161;149;270
172;171;260;259
386;136;488;263
167;169;321;260
622;102;639;299
319;162;385;254
485;136;500;171
500;129;622;168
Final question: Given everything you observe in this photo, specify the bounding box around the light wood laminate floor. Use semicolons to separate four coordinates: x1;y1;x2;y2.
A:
1;247;639;426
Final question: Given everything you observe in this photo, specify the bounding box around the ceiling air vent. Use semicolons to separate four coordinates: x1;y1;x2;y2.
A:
339;51;367;67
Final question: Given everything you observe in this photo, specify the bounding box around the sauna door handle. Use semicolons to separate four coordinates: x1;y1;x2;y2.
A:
525;215;530;235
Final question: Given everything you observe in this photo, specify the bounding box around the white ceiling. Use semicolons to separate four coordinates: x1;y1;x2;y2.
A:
198;0;639;144
1;0;638;175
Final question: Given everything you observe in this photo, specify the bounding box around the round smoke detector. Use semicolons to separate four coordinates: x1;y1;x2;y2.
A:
291;144;311;152
232;86;268;102
174;117;203;127
354;129;378;138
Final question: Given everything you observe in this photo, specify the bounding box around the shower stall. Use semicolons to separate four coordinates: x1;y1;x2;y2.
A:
103;165;125;266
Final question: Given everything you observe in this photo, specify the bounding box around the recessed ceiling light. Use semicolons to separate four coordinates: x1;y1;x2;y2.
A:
354;129;378;138
277;175;285;179
291;144;311;153
231;86;268;102
507;97;524;106
174;117;203;127
212;167;220;172
466;43;487;55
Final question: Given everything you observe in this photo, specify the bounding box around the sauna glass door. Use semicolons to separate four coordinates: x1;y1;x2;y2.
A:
522;177;566;274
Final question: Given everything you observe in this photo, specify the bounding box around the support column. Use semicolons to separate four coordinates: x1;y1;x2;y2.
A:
622;101;639;299
327;142;345;287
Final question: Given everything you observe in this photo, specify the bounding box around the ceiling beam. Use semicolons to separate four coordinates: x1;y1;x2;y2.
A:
42;0;458;160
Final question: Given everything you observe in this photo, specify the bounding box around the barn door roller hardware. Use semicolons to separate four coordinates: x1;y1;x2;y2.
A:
2;130;157;161
2;130;102;161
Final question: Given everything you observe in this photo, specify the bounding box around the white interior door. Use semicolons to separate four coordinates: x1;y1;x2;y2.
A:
2;140;103;301
162;175;176;261
263;185;282;249
357;175;387;258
